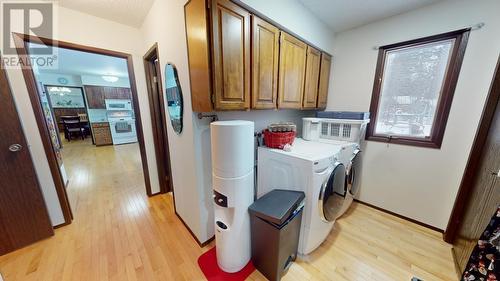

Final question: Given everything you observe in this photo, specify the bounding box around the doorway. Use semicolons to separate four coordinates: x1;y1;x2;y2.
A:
144;43;173;194
445;56;500;273
13;33;153;227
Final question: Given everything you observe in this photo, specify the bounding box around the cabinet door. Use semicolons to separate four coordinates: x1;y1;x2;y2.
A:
303;46;321;109
251;16;279;109
211;0;250;110
84;86;105;109
116;88;132;99
278;32;307;109
317;52;332;109
103;87;119;99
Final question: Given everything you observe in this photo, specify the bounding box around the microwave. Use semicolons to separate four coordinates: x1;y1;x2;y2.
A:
105;99;132;111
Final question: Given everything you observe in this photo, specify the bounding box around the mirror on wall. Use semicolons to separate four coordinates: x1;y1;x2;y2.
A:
164;63;183;134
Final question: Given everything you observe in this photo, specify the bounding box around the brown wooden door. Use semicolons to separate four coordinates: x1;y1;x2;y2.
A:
84;86;106;109
452;94;500;273
277;31;307;109
211;0;250;110
251;15;279;109
0;65;54;256
303;46;321;109
317;52;332;109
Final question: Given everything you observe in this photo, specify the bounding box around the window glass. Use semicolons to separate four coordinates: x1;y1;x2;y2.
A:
374;39;454;138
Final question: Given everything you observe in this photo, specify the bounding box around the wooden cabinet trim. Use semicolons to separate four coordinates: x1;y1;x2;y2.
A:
251;15;279;109
185;0;213;112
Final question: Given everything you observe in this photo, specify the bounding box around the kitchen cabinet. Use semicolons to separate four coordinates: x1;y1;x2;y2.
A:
251;16;279;109
105;87;132;100
185;0;250;111
91;122;112;146
211;0;251;110
84;86;106;109
277;32;307;109
303;46;321;109
317;53;332;109
184;0;331;112
84;86;132;109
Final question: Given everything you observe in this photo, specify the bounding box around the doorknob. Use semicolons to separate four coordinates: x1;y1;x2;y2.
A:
8;144;22;152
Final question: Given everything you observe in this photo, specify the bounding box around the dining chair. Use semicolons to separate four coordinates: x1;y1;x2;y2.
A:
61;116;84;141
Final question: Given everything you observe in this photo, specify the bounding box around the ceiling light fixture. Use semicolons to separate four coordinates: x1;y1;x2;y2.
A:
102;75;119;83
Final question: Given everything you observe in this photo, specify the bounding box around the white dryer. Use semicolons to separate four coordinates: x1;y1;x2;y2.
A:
303;117;368;218
257;138;357;255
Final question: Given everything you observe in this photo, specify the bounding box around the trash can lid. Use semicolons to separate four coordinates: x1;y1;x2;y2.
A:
249;189;305;226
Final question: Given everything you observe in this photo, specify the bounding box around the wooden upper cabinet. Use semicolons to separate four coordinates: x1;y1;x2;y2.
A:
278;32;307;109
251;16;279;109
84;86;105;109
317;52;332;109
84;86;132;109
184;0;331;112
303;46;321;109
211;0;251;110
105;87;131;99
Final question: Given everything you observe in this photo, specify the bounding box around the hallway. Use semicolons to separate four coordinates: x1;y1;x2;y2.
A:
0;139;457;280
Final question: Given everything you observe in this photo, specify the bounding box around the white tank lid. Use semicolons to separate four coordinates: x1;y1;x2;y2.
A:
211;120;254;126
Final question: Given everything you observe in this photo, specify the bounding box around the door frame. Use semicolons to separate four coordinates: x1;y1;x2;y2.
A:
444;55;500;243
12;33;153;226
143;43;173;195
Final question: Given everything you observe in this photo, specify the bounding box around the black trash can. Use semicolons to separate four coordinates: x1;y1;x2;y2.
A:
248;189;305;281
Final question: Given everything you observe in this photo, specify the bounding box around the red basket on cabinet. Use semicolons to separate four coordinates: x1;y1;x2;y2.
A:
263;129;295;149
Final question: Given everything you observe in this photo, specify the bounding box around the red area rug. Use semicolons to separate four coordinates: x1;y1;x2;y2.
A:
197;247;255;281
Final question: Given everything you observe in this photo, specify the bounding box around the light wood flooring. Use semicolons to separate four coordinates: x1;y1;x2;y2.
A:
0;137;458;280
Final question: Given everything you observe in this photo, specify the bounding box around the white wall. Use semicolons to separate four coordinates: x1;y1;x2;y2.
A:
140;0;335;243
37;73;83;87
4;5;161;226
140;0;206;241
329;0;500;229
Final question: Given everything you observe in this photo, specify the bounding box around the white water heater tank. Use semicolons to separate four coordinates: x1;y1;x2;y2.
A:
210;120;254;273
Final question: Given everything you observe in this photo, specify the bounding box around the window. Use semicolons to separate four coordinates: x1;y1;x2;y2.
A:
366;29;470;148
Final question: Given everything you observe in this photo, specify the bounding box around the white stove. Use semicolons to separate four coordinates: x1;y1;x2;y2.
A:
106;106;137;145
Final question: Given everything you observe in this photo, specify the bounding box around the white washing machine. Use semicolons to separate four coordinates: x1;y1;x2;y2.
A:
257;138;358;255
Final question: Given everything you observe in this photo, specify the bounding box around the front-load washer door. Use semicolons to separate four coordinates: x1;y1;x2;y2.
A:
319;162;346;222
347;149;361;196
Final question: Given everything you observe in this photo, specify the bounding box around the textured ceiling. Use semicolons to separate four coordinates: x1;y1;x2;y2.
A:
58;0;154;27
297;0;444;32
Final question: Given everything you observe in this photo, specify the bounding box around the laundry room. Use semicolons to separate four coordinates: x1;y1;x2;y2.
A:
1;0;499;281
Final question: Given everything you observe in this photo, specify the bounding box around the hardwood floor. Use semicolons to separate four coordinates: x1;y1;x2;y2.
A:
0;138;457;280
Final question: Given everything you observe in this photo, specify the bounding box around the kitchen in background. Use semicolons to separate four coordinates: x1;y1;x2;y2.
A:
31;45;138;147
